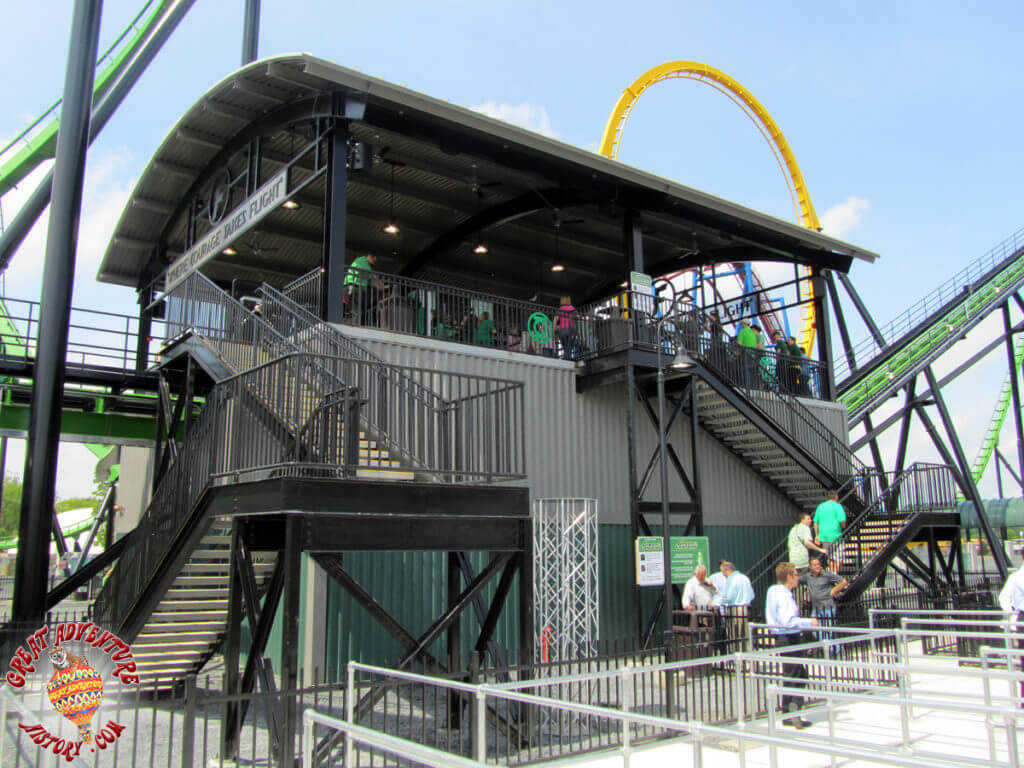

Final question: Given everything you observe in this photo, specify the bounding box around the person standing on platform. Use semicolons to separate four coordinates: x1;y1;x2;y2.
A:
720;561;755;645
813;490;847;559
788;512;827;572
999;542;1024;703
343;252;381;326
766;562;819;728
800;557;848;654
682;565;717;611
736;319;757;388
555;296;578;360
709;561;728;608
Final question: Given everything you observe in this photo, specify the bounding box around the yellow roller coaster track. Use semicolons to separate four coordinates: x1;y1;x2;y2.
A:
599;60;822;355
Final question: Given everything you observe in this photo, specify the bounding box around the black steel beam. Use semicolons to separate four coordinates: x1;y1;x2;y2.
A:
323;119;349;322
0;0;195;272
813;271;835;400
280;516;302;761
688;380;703;536
12;0;102;632
826;270;858;372
225;547;286;757
455;553;508;669
39;533;128;610
313;553;445;669
473;554;519;657
922;367;1008;577
1003;302;1024;492
626;365;642;640
837;272;886;347
241;0;260;64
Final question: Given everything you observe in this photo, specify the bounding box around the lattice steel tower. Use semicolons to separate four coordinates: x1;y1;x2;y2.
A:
532;498;599;662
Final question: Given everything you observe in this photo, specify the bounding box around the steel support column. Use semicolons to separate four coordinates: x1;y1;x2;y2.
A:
135;285;153;371
0;0;195;272
323;120;349;323
280;516;302;765
825;271;857;373
689;378;703;536
12;0;103;633
626;364;642;639
447;552;462;673
241;0;260;65
623;206;643;275
922;366;1008;577
812;270;835;400
1003;302;1024;491
837;273;886;346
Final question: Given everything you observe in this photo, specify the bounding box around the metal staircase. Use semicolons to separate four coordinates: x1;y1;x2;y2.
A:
94;273;525;685
660;321;875;514
745;463;959;604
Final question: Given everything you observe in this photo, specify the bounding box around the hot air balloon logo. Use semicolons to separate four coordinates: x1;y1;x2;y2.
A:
45;645;104;743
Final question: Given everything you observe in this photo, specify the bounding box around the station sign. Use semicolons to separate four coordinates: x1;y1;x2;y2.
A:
629;271;652;295
163;167;289;291
635;535;711;586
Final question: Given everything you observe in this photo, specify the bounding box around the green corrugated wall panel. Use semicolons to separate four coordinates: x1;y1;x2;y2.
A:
320;523;790;676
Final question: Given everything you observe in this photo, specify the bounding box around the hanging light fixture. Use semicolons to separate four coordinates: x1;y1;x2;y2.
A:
474;243;488;255
383;164;400;235
550;220;564;272
282;200;300;210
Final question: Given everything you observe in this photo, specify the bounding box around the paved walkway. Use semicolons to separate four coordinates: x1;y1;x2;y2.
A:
569;650;1023;768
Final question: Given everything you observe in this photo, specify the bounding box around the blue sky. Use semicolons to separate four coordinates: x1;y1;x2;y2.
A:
1;0;1022;499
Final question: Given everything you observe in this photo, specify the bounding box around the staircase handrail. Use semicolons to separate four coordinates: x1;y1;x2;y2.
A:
827;462;959;581
834;226;1024;385
745;470;884;595
662;315;870;492
258;284;456;472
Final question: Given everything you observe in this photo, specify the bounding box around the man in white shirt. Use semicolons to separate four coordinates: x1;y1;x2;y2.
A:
709;562;728;608
682;565;716;611
720;560;755;647
766;561;819;728
999;543;1024;702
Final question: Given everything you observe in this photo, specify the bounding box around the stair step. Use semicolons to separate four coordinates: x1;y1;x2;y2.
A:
155;598;229;612
133;633;219;646
164;587;229;599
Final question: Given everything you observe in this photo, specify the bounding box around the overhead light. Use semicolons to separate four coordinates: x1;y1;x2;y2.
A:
551;264;565;272
474;243;488;255
222;247;237;256
669;352;695;369
620;281;628;288
384;163;400;236
282;200;300;210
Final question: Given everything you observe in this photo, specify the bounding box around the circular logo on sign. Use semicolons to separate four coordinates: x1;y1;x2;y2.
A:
207;169;232;225
527;312;553;344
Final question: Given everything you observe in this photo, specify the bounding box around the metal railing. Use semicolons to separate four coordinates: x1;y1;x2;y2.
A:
259;283;459;475
343;615;1024;768
94;350;524;630
829;462;959;584
0;295;157;372
834;226;1024;384
284;266;611;363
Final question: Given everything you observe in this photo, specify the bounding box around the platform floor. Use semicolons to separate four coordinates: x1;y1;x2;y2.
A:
568;648;1024;768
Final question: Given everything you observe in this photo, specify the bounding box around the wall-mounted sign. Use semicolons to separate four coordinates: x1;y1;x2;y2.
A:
635;536;664;586
635;535;711;586
629;271;652;295
163;167;289;291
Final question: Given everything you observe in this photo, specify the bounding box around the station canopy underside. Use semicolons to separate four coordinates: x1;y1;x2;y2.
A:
99;54;877;302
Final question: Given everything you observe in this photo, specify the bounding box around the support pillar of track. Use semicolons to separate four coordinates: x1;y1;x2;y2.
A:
11;0;103;637
1003;302;1024;493
812;270;835;400
922;367;1008;578
242;0;260;65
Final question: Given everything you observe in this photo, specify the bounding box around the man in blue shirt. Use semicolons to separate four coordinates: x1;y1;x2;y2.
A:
766;562;819;728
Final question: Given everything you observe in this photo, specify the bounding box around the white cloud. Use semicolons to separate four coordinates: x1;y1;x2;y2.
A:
470;101;559;139
820;196;872;240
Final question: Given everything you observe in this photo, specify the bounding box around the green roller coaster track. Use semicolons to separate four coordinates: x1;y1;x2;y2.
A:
839;241;1024;419
970;333;1024;485
0;0;171;201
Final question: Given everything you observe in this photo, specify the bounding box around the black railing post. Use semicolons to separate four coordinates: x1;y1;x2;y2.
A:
344;388;361;476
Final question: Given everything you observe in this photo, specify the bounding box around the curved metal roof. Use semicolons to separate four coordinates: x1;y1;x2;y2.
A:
100;53;877;297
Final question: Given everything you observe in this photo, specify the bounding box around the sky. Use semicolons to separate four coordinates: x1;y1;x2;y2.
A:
0;0;1022;501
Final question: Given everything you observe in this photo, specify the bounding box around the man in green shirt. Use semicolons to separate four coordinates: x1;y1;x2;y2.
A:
787;512;827;570
343;253;381;325
735;319;758;388
813;490;847;552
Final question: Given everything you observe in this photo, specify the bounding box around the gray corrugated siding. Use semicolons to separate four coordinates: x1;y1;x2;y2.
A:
292;329;848;675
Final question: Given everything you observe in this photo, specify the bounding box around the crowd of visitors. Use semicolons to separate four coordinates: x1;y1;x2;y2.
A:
339;255;824;392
